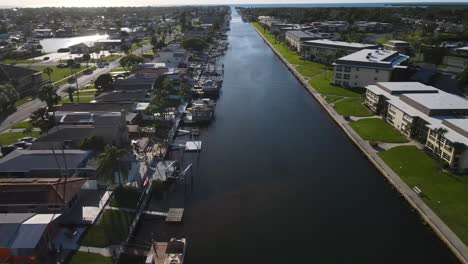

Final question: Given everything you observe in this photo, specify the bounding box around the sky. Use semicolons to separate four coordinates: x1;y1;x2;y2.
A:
1;0;467;8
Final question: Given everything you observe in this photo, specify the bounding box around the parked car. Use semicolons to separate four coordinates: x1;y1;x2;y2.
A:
18;137;36;143
13;141;32;149
84;69;93;75
57;63;67;68
43;56;50;60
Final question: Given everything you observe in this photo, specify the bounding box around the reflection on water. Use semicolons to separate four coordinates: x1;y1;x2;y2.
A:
40;35;109;53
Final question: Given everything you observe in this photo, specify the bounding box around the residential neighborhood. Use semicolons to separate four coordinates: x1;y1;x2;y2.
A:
1;2;468;264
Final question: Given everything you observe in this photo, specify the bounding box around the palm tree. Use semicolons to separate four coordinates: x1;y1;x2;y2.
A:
97;145;128;186
65;86;75;103
43;67;53;83
38;84;61;108
82;53;91;67
434;127;449;153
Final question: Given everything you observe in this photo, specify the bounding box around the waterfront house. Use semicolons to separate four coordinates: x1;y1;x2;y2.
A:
301;39;377;64
0;213;61;263
93;39;122;51
334;49;409;88
31;111;129;150
153;44;189;68
0;177;86;214
0;149;93;178
68;42;94;54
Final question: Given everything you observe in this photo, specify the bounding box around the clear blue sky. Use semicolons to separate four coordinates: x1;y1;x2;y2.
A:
3;0;467;8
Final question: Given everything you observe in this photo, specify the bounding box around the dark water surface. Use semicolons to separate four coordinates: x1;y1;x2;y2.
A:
135;10;456;264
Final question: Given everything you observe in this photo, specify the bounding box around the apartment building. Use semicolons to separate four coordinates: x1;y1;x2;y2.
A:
383;40;412;55
334;49;409;88
301;39;377;64
364;82;468;171
285;31;319;52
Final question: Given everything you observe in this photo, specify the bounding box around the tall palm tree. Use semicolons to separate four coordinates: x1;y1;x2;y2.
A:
43;67;53;83
65;86;75;103
38;84;61;108
97;145;128;186
435;127;449;153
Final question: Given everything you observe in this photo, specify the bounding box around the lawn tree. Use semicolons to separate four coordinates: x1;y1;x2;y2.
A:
121;43;130;54
94;73;114;93
181;38;208;51
97;145;128;186
38;84;61;108
423;46;447;66
434;127;449;154
0;83;19;115
30;107;54;133
82;53;91;67
43;67;53;83
120;54;143;72
65;86;75;103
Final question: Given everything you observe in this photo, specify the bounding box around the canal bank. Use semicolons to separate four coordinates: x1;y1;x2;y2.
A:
133;10;457;263
251;22;468;264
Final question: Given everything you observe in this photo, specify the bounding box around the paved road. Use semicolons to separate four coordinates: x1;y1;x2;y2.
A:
0;45;152;132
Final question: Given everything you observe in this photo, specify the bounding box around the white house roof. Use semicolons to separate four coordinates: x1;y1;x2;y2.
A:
376;82;438;94
336;49;409;69
401;91;468;110
303;39;376;49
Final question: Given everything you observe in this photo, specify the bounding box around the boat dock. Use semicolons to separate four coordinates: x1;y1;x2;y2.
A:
166;208;184;223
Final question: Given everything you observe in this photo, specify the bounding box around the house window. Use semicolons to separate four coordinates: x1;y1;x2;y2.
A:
336;66;343;71
427;142;434;149
356;67;360;71
442;152;451;162
375;69;379;73
344;74;350;80
344;66;351;72
335;73;342;78
343;81;349;86
374;77;378;81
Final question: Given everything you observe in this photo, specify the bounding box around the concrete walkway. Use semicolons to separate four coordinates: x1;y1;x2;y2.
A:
78;246;113;257
378;141;425;151
253;24;468;264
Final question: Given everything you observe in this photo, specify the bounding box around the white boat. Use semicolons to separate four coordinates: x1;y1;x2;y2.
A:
164;238;186;264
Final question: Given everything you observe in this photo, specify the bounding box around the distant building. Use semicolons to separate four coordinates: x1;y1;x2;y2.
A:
153;44;189;68
285;31;320;52
93;39;121;51
310;21;349;32
0;64;46;96
354;21;393;33
384;40;412;55
334;49;409;87
301;39;378;64
68;42;94;54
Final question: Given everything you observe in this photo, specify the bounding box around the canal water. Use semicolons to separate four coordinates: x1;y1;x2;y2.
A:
134;9;456;264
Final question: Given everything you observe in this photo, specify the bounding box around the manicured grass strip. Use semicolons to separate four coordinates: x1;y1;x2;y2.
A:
379;146;468;245
251;22;330;71
296;65;323;78
350;118;408;143
334;97;373;117
14;96;33;107
0;131;40;145
81;210;134;247
323;95;343;103
12;120;31;129
0;59;38;64
59;95;96;104
309;74;360;97
102;54;120;62
69;251;112;264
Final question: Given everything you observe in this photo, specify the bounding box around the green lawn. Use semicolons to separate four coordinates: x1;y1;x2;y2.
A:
102;54;120;62
12;120;31;129
111;67;126;72
25;65;88;83
379;146;468;245
251;22;329;74
0;131;40;145
323;95;343;103
59;95;95;104
69;251;112;264
81;210;134;247
73;90;96;96
0;58;38;64
309;74;361;97
14;96;33;107
350;118;408;143
334;97;373;117
110;187;142;209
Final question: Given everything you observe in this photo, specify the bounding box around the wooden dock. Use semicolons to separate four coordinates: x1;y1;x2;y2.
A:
166;208;184;223
151;242;168;264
